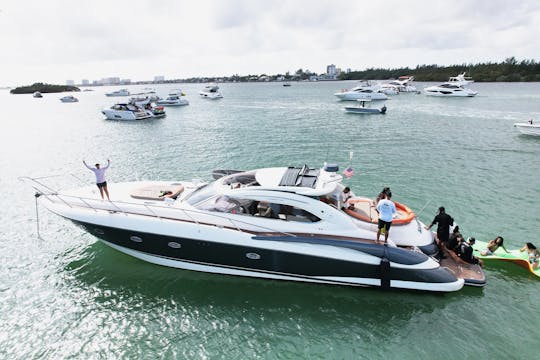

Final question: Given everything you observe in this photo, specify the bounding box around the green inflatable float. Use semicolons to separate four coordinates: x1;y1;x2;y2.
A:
473;240;540;278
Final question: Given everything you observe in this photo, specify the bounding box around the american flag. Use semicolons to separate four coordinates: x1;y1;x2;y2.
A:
342;167;354;178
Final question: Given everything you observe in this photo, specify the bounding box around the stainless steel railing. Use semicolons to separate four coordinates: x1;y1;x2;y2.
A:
19;176;298;238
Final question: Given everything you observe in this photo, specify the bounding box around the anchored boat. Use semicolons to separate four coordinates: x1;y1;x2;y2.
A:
22;163;466;292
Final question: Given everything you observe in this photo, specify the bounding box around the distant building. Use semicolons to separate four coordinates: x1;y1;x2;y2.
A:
326;64;337;77
66;80;75;86
81;79;89;86
120;79;131;85
154;76;165;82
101;77;120;85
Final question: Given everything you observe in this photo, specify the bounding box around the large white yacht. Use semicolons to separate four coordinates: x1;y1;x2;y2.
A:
156;90;189;106
424;83;478;97
448;72;474;86
101;103;153;120
199;84;223;99
424;73;477;97
334;82;388;101
23;163;470;292
105;89;130;97
380;76;419;94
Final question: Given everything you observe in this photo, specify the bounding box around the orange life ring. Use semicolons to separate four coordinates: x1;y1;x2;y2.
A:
345;199;415;225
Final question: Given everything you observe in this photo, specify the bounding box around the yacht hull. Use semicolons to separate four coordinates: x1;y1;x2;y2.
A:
72;220;463;292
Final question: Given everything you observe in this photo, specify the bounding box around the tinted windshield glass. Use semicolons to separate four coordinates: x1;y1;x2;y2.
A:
185;182;217;205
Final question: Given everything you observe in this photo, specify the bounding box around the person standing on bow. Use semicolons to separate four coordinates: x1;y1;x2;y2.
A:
83;159;111;200
376;191;396;244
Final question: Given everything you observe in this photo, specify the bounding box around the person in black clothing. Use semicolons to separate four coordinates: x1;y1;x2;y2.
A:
456;237;483;267
425;206;454;258
447;226;461;251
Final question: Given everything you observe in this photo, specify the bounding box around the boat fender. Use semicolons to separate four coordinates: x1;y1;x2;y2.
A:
380;245;391;289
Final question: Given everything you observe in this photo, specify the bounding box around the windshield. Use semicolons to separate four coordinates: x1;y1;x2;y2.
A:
185;182;217;205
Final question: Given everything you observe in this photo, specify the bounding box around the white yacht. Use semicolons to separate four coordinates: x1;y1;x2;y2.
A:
381;76;418;94
514;121;540;136
101;103;153;120
23;163;468;292
156;90;189;106
59;95;79;103
334;82;388;101
105;89;130;97
33;91;43;98
129;96;166;118
424;83;478;97
448;72;474;86
199;84;223;99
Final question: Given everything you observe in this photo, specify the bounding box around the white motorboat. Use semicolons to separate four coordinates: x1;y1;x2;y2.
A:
33;91;43;98
424;83;478;97
514;121;540;136
129;96;166;118
381;76;419;94
105;89;130;97
23;163;466;292
199;84;223;99
101;103;153;120
60;95;79;103
344;99;387;114
156;91;189;106
334;82;388;101
448;72;474;86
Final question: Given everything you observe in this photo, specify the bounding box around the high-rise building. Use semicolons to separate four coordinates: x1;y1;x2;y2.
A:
326;64;337;77
66;80;75;86
81;79;90;86
154;75;165;82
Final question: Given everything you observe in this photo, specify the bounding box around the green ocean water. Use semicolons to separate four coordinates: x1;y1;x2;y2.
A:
0;81;539;359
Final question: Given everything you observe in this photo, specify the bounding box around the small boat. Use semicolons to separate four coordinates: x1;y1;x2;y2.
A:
473;240;540;278
513;122;540;136
156;91;189;106
199;83;223;99
105;89;130;97
344;99;387;114
283;82;292;87
60;95;79;103
101;103;153;120
33;91;43;98
22;163;465;293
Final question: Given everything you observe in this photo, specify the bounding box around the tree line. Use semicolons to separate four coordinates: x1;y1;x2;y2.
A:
339;57;540;82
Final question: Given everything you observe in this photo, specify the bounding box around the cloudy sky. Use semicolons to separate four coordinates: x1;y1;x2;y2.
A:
1;0;539;86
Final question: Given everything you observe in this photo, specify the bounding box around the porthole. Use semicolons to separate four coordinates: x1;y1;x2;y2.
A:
130;236;143;243
168;242;181;249
94;228;104;235
246;252;261;260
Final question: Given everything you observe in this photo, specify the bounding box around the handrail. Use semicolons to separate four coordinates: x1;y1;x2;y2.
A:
20;176;297;238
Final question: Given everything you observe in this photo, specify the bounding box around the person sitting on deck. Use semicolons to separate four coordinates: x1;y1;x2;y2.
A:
457;237;483;267
447;226;462;251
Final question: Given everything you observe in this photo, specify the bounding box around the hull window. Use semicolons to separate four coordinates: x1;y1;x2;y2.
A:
130;236;143;243
246;253;261;260
168;242;181;249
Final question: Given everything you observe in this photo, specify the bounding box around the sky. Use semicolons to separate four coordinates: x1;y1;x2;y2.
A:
1;0;539;86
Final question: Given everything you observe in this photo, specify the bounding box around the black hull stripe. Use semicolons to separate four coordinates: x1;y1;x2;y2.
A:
73;220;458;285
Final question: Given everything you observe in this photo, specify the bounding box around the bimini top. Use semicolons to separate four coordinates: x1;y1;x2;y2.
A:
251;164;342;196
